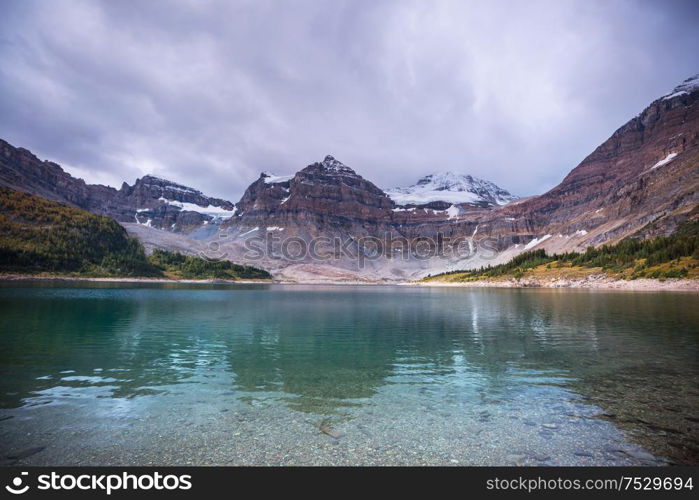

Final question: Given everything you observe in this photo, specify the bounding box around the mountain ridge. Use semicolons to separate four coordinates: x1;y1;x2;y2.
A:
1;73;698;281
0;140;237;232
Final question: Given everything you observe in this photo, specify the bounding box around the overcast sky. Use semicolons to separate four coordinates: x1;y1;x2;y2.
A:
1;0;697;201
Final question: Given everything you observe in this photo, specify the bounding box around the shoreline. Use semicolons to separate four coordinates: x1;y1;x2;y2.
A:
0;274;275;285
415;276;699;291
1;273;698;291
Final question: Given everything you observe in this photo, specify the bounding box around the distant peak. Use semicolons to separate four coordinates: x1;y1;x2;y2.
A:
386;171;517;206
135;175;201;194
662;73;699;100
139;174;181;185
140;174;166;182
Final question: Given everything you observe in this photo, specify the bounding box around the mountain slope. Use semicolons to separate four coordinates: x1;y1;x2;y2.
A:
227;155;399;243
426;219;699;283
0;186;270;279
0;186;157;276
477;73;699;254
0;140;236;233
127;175;236;233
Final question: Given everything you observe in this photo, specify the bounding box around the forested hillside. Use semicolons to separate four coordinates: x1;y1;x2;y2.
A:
426;219;699;282
0;186;157;276
149;249;271;280
0;187;270;280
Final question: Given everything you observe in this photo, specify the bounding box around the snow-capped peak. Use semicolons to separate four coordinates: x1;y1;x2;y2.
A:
319;155;356;175
662;74;699;101
385;172;517;207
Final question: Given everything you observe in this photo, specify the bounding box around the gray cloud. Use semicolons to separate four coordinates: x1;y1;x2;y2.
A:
1;0;697;201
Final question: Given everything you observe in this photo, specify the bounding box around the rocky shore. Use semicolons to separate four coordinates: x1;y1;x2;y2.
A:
417;275;699;291
2;273;698;291
0;274;273;285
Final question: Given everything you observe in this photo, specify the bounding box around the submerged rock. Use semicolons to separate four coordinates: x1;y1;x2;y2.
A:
318;419;344;440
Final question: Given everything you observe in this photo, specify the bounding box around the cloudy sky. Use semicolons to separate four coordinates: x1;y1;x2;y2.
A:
1;0;697;201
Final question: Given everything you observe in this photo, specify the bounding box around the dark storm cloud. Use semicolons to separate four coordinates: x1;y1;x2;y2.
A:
1;0;697;201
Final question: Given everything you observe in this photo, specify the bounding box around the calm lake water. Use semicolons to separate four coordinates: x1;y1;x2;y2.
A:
1;282;697;465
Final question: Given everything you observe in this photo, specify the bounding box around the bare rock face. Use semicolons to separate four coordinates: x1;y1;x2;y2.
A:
235;156;393;218
234;173;293;217
291;156;395;217
123;175;234;211
229;155;399;238
124;175;236;232
0;141;93;207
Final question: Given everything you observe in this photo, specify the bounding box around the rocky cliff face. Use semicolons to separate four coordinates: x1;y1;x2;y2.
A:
231;156;396;235
0;141;96;208
126;175;236;233
122;175;234;212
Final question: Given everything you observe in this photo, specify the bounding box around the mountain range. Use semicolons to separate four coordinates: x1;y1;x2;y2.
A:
1;74;697;282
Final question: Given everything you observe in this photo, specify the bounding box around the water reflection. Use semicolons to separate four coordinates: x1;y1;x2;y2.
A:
0;283;697;463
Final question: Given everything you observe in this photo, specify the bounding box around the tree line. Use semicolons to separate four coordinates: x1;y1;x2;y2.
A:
429;219;698;281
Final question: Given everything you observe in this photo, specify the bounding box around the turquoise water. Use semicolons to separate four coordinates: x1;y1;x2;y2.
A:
0;282;697;465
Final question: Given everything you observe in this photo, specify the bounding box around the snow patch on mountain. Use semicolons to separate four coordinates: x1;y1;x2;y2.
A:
386;172;517;207
662;74;699;100
262;173;294;184
238;227;259;238
523;234;551;250
650;152;678;170
158;197;237;219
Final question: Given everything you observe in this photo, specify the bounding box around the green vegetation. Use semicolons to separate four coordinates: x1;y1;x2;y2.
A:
426;220;699;282
0;186;158;276
0;186;271;280
149;249;271;280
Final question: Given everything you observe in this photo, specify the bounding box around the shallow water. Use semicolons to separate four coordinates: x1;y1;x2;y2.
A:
0;282;697;465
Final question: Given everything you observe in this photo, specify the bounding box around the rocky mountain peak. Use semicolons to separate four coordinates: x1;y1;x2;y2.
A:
314;155;357;176
132;175;201;196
